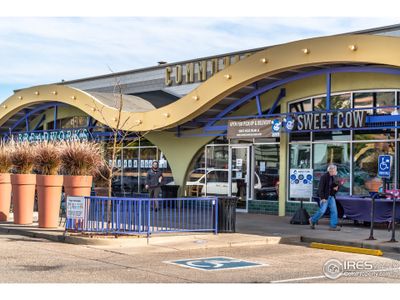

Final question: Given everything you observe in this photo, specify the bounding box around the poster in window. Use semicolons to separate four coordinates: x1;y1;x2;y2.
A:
289;169;313;198
236;158;243;168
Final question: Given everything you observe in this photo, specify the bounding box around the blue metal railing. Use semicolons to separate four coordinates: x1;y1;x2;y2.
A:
65;196;218;236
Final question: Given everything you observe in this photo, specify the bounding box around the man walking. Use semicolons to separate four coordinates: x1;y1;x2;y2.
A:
309;164;340;231
145;160;163;211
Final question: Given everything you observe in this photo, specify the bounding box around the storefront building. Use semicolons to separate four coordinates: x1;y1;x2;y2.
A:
2;24;400;217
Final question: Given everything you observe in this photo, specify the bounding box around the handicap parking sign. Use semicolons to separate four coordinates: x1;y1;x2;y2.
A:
165;257;267;271
378;155;392;178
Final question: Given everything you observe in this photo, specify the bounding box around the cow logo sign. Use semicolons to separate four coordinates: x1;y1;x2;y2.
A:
165;257;267;271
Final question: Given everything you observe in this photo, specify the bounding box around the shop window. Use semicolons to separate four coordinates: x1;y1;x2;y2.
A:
254;144;280;201
313;130;350;142
313;93;350;111
61;116;88;129
289;99;311;141
313;96;326;111
289;132;311;142
106;138;173;196
354;92;395;115
313;143;350;196
184;144;229;197
205;145;229;169
353;142;395;195
207;171;228;183
114;147;139;195
289;144;311;169
290;99;311;113
354;129;395;141
47;116;88;130
289;144;311;201
331;93;351;110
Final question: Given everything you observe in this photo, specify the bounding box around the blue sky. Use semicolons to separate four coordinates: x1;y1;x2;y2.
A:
0;17;399;101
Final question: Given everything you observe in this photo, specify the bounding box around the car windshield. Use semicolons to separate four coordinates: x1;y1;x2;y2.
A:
188;169;206;182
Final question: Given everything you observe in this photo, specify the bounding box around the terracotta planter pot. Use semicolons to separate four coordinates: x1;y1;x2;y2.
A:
94;186;111;197
11;174;36;225
63;175;93;197
0;173;11;222
37;175;63;228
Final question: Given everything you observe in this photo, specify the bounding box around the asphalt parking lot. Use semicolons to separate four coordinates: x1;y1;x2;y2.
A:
2;232;400;283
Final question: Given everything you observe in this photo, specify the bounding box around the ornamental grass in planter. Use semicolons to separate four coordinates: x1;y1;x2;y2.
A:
61;141;103;198
93;163;112;197
10;142;36;225
34;142;63;228
0;143;12;221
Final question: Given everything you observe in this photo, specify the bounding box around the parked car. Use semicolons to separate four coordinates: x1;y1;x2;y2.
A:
112;175;174;196
173;168;262;196
255;186;278;201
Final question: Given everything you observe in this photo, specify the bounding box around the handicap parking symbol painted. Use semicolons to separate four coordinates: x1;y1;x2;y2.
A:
165;257;268;271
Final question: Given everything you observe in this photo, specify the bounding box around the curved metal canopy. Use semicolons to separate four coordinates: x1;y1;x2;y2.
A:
2;34;400;132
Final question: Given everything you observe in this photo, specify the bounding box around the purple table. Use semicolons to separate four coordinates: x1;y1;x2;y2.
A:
335;195;400;223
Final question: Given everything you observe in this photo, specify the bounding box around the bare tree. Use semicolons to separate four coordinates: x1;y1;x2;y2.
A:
87;70;150;227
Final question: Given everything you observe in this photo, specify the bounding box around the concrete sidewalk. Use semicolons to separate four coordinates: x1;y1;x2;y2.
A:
0;213;299;250
236;213;400;253
3;212;400;254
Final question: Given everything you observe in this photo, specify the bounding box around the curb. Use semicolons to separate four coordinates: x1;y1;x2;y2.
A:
301;236;400;254
0;224;302;248
0;225;124;246
6;223;400;254
310;242;383;256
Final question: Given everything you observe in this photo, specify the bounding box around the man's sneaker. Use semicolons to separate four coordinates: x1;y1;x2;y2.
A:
309;218;315;229
329;227;341;231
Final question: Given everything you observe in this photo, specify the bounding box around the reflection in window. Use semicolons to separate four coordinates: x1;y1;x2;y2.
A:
289;144;311;201
313;130;350;141
313;143;350;196
290;99;311;113
354;92;395;114
354;129;395;141
107;139;173;196
206;146;229;170
353;142;395;195
47;116;88;129
254;144;280;201
289;144;310;169
313;93;350;111
313;96;326;111
331;93;351;110
289;99;311;141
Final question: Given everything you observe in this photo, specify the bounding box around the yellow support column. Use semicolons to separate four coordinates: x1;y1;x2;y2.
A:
278;106;288;216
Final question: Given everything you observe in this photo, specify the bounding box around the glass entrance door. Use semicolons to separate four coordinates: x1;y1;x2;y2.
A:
229;146;251;212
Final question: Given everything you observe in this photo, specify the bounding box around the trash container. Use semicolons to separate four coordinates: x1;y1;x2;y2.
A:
161;185;180;198
161;185;180;208
216;196;238;233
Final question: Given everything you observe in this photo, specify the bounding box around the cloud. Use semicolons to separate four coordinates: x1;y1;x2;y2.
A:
0;17;399;100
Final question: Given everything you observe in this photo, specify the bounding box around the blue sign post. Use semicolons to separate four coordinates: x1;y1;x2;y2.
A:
378;155;392;178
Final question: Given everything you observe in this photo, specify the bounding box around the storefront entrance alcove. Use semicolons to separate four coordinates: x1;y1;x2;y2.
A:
186;141;280;213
